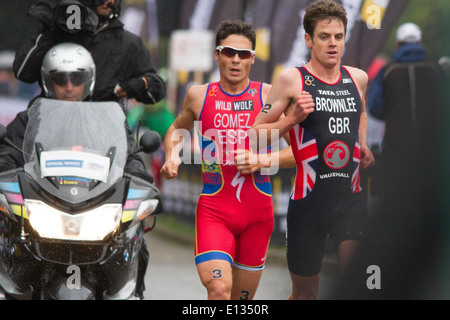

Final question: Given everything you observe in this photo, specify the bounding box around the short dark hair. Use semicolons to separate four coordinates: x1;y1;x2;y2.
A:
303;0;348;38
215;20;256;50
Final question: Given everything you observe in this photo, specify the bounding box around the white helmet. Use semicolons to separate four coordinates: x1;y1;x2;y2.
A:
41;43;96;100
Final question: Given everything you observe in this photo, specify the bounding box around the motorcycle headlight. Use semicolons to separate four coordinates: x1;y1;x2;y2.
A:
25;200;122;241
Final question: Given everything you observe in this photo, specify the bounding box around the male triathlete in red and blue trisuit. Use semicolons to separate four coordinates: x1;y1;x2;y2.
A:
161;20;274;300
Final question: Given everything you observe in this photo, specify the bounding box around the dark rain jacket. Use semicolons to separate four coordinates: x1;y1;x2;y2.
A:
13;18;165;105
367;44;443;153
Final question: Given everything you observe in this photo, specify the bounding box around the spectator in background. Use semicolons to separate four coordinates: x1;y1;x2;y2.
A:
367;22;443;156
336;23;446;299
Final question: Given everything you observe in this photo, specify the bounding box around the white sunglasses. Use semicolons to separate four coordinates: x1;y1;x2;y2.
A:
216;46;256;59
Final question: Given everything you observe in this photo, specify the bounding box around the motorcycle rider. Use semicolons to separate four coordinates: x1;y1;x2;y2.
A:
0;42;152;299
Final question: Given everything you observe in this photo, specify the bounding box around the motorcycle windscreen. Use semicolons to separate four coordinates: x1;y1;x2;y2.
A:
22;98;128;204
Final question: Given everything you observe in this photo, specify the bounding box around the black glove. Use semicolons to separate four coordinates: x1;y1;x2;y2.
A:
120;77;146;99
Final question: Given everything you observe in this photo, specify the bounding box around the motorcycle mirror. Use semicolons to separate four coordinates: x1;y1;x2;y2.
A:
139;130;161;154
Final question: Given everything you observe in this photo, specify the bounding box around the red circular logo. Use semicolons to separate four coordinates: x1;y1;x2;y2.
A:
323;141;350;169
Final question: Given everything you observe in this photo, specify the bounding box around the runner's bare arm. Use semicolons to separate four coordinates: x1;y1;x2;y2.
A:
252;68;314;149
346;66;375;169
161;85;206;179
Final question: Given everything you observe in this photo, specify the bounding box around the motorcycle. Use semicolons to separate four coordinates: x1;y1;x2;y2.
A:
0;98;162;300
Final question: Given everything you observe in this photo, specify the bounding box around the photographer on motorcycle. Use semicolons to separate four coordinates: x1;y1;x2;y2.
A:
1;42;153;299
13;0;165;106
